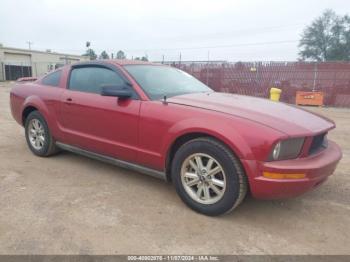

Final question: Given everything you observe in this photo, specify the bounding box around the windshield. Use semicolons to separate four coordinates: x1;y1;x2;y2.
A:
124;65;213;100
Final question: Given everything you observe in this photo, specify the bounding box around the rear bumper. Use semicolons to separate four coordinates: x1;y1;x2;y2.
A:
242;140;342;199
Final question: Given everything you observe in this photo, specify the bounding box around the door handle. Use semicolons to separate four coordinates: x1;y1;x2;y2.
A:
64;98;73;104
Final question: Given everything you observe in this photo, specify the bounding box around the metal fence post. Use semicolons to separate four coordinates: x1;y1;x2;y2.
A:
312;62;318;91
206;51;210;85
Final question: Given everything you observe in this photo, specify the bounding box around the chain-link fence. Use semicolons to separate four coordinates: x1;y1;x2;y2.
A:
164;61;350;107
2;59;350;107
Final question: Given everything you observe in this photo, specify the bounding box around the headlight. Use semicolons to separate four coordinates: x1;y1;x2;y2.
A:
272;141;281;160
268;137;305;161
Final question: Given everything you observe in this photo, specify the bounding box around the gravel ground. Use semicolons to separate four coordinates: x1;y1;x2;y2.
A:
0;82;349;255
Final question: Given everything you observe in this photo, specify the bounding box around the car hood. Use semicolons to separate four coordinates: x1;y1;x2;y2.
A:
167;92;335;136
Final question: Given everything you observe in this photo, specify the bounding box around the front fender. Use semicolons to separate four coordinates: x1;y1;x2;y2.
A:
162;117;253;161
162;114;285;163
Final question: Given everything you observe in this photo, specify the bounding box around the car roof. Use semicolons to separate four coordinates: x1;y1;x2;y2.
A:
68;59;162;67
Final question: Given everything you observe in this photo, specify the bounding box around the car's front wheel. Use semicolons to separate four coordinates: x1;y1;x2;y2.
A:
171;137;247;216
25;111;58;157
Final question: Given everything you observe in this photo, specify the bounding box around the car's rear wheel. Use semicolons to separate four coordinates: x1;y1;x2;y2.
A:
171;137;247;216
25;111;58;157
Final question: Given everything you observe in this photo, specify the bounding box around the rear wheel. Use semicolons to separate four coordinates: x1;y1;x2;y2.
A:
25;111;58;157
171;137;247;216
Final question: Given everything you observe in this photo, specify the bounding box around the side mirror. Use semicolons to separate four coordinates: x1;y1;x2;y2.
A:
101;85;132;99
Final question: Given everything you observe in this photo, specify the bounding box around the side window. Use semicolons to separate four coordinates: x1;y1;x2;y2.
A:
68;66;125;94
41;70;62;87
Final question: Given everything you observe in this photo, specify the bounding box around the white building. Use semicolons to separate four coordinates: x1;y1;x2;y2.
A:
0;44;89;81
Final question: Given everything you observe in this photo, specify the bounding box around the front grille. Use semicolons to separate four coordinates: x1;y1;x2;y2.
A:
309;132;327;155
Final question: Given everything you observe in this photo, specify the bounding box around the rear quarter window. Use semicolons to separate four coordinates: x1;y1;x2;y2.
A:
41;70;62;87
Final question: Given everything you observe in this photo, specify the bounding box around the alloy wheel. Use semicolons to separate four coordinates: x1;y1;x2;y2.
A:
180;153;226;205
28;118;46;150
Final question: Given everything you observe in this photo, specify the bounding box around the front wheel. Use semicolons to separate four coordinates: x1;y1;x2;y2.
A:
171;137;247;216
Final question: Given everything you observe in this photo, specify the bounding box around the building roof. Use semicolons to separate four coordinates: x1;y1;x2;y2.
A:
0;45;87;59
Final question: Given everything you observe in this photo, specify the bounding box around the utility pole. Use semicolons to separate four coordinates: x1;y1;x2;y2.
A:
26;41;33;50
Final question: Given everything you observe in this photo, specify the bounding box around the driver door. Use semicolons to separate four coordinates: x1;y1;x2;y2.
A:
59;65;140;163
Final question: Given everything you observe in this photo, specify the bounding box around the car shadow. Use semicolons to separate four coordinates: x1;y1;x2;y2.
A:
54;150;317;220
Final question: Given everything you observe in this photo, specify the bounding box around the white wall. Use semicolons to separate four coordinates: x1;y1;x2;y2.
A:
0;47;89;80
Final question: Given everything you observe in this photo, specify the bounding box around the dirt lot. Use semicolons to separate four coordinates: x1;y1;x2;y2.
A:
0;81;349;255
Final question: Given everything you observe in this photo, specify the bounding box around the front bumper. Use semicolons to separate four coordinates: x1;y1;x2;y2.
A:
241;140;342;199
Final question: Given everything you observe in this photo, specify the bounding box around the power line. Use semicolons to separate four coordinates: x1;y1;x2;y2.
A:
165;23;305;42
90;40;299;54
36;39;298;54
123;40;299;53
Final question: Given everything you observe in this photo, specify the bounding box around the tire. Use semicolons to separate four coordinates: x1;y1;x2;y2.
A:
171;137;247;216
24;111;58;157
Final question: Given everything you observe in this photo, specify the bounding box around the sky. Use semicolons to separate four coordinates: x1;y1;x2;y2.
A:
0;0;349;62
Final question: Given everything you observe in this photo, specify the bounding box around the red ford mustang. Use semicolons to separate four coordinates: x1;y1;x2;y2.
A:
10;60;342;216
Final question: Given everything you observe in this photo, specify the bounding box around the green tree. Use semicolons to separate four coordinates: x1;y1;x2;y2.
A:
116;50;126;59
83;48;97;60
99;50;109;59
134;56;148;61
299;9;350;61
